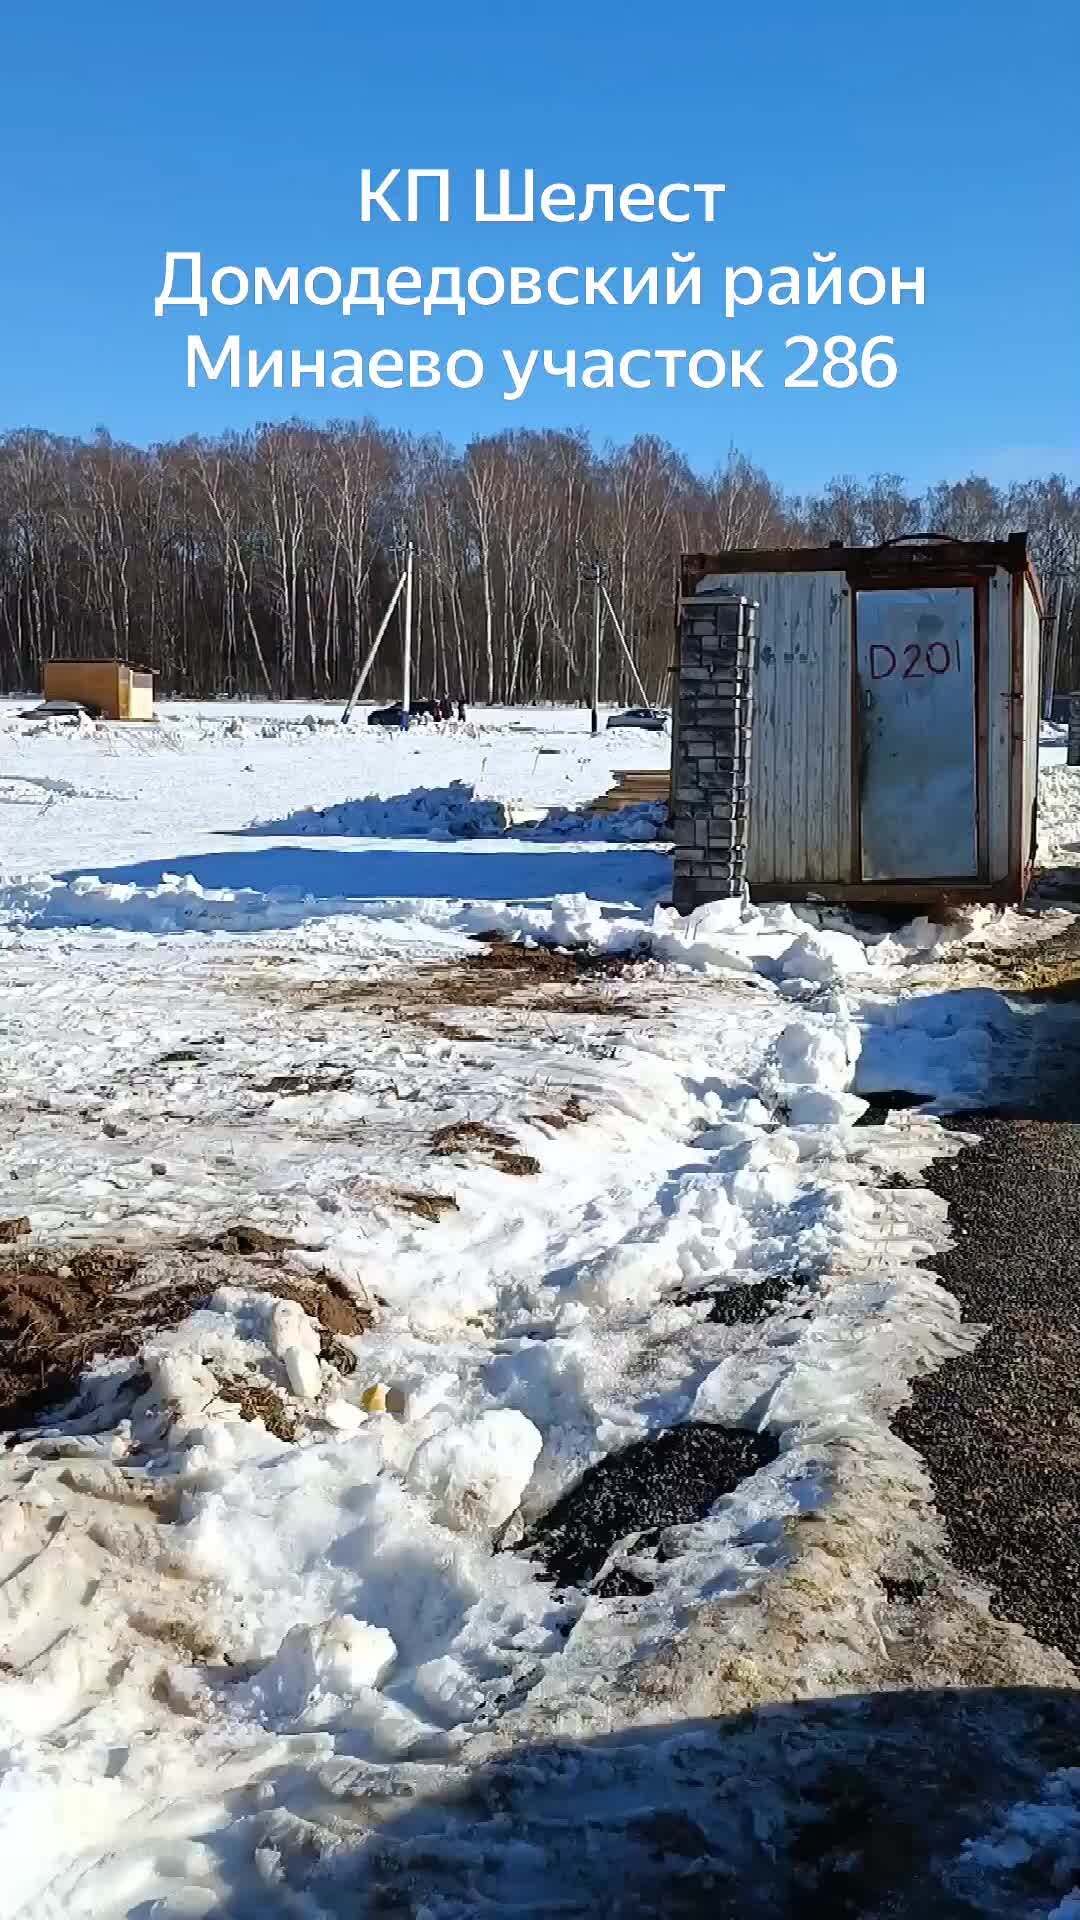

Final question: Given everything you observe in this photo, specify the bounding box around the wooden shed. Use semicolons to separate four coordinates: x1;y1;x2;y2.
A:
677;534;1043;909
42;659;154;722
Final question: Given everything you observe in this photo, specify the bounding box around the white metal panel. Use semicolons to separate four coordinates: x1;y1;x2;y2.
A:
700;570;851;883
987;568;1012;884
855;587;977;880
1022;579;1041;867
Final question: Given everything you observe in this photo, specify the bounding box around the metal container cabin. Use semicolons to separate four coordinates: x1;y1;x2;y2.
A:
42;658;154;721
676;534;1043;908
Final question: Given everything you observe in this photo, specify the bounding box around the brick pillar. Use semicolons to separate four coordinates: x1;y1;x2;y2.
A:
671;588;758;913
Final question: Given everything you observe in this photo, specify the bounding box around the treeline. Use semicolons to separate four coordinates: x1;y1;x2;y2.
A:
1;423;1078;704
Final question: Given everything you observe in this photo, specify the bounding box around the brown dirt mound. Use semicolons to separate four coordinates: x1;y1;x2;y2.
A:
268;1271;373;1338
0;1245;373;1432
0;1250;209;1430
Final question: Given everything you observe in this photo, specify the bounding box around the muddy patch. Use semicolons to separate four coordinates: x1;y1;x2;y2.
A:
278;935;648;1029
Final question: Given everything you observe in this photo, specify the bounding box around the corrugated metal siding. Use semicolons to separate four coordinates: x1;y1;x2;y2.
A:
698;570;851;883
986;569;1012;883
1021;579;1041;863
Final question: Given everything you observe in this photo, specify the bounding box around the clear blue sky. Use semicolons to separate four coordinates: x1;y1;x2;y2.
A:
1;0;1076;494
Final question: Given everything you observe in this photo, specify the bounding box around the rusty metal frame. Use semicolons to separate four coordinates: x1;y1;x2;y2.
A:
682;534;1038;595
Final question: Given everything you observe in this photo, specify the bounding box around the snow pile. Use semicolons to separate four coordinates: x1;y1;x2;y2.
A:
407;1407;544;1533
764;1006;866;1127
0;868;313;935
523;800;668;843
955;1768;1080;1915
247;1614;398;1726
242;786;669;845
1038;764;1080;863
647;895;982;985
247;780;512;840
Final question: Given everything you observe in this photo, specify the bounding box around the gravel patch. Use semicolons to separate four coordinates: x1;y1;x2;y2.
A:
896;1105;1080;1668
520;1421;779;1593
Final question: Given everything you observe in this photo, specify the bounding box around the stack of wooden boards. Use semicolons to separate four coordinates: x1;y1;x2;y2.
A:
588;767;671;816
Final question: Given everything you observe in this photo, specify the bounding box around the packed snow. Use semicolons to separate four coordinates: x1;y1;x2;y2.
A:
0;700;1079;1915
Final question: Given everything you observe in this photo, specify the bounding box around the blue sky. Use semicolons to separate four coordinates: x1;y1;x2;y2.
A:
0;0;1076;494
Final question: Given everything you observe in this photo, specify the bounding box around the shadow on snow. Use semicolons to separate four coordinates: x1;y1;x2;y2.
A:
61;842;671;907
152;1686;1080;1918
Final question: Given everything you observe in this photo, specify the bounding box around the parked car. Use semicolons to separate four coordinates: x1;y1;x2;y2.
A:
19;698;102;721
605;706;669;732
367;700;443;727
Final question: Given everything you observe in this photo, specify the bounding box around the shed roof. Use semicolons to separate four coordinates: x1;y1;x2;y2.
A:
681;533;1042;612
45;658;155;674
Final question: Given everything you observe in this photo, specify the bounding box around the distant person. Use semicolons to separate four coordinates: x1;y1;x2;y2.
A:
457;697;467;723
399;706;410;733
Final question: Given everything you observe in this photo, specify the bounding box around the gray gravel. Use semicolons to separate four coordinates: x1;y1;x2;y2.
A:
520;1422;779;1593
896;1096;1080;1668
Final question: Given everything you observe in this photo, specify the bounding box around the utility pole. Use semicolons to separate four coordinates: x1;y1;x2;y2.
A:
402;539;415;715
582;556;606;735
341;567;408;721
601;581;657;714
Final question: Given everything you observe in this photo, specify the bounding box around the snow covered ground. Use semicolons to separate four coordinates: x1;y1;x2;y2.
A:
3;702;1080;1915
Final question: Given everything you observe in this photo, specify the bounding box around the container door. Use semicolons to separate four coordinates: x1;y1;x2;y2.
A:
855;586;978;880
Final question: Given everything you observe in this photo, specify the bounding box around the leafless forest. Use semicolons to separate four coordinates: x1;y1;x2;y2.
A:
1;424;1077;703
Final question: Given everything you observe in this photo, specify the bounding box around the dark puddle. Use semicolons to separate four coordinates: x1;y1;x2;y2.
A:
854;1089;929;1127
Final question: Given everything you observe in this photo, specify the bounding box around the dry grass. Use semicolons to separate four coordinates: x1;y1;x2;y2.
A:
186;1223;298;1257
528;1093;591;1130
0;1247;214;1429
249;1068;355;1096
430;1118;541;1178
216;1373;299;1442
279;935;644;1029
260;1270;374;1339
388;1186;460;1223
130;1612;220;1663
0;1235;373;1431
320;1333;359;1375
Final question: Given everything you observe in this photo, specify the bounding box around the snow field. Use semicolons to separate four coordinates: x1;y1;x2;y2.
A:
0;705;1078;1913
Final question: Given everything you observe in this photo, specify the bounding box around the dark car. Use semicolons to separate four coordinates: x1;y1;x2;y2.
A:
367;700;443;727
605;706;669;732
